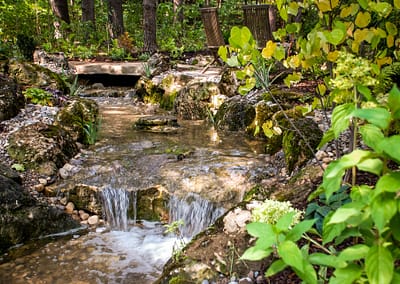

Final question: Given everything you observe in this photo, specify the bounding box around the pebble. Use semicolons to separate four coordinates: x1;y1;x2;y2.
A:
65;202;75;213
87;215;99;225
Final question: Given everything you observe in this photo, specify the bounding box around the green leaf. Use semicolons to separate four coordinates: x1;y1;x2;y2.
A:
218;46;228;62
359;124;384;153
286;219;316;242
323;212;347;244
365;244;394;284
389;214;400;241
380;136;400;163
241;246;273;261
338;244;369;262
331;103;355;137
322;150;373;199
385;22;398;36
226;55;240;67
357;0;368;9
265;259;287;277
273;45;286;61
356;158;383;176
325;29;345;45
318;128;335;148
11;163;25;172
369;2;393;18
309;253;346;268
327;207;361;225
283;72;301;87
229;26;254;50
351;107;391;130
330;263;363;284
276;212;295;232
375;172;400;195
357;84;374;101
246;222;274;238
371;193;397;233
278;240;304;271
388;85;400;117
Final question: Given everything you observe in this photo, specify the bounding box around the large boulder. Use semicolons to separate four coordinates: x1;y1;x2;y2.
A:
0;75;25;122
214;94;259;131
0;174;80;254
6;59;68;93
54;98;99;144
7;122;79;177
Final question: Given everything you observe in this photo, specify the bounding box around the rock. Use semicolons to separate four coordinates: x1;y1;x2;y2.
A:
214;95;257;131
281;118;323;173
60;196;68;205
133;115;180;133
6;122;79;173
79;210;90;221
87;215;99;226
6;59;68;93
65;202;75;214
0;162;22;184
0;75;25;123
54;98;99;144
63;184;102;215
174;81;221;120
33;49;70;74
136;186;170;221
223;208;251;234
0;174;79;254
219;68;240;97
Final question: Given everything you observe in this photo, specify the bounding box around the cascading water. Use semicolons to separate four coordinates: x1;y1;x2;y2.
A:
99;186;131;231
169;193;225;237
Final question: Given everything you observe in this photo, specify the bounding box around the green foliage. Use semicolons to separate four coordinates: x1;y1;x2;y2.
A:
218;27;282;95
82;117;101;145
165;220;186;261
305;185;350;233
243;85;400;283
23;88;53;106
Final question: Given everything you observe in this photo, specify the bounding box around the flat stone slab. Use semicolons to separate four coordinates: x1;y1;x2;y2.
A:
69;61;145;76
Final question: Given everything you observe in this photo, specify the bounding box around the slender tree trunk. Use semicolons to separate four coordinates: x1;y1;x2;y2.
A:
82;0;95;24
49;0;70;24
143;0;157;53
173;0;183;23
107;0;124;39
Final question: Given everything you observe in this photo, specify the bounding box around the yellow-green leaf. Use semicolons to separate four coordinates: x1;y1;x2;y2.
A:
316;0;339;12
385;22;398;36
387;35;394;48
262;40;276;59
340;5;353;18
273;45;286;61
395;0;400;9
355;11;371;28
288;2;299;16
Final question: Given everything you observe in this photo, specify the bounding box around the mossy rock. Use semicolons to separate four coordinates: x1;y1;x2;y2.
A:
0;75;25;122
282;118;322;173
136;187;170;221
54;98;99;143
214;95;257;131
7;122;79;175
65;184;102;215
135;77;166;105
174;81;221;120
6;59;67;93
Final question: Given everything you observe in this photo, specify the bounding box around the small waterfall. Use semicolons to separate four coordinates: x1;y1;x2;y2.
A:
169;193;225;238
100;186;134;231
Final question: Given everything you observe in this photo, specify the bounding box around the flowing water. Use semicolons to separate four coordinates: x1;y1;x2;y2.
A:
0;96;270;283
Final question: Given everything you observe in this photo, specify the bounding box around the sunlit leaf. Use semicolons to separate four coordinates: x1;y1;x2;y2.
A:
395;0;400;9
283;72;301;87
355;11;371;28
369;2;393;18
265;260;287;277
218;46;228;62
326;29;345;45
351;107;391;130
374;172;400;195
261;40;276;59
359;124;384;153
388;85;400;115
385;22;398;36
365;245;394;284
316;0;339;12
371;193;397;233
274;44;286;61
338;244;369;262
379;135;400;163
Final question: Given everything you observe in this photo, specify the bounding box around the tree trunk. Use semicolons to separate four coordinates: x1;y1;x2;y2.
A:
143;0;157;53
82;0;95;24
173;0;183;23
107;0;124;39
268;5;277;33
49;0;70;24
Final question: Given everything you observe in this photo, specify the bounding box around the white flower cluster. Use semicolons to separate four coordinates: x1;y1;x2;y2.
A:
251;199;303;226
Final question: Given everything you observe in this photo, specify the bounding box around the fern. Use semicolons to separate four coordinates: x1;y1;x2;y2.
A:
375;62;400;94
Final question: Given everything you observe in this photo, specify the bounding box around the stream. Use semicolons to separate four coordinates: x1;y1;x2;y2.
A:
0;95;270;283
